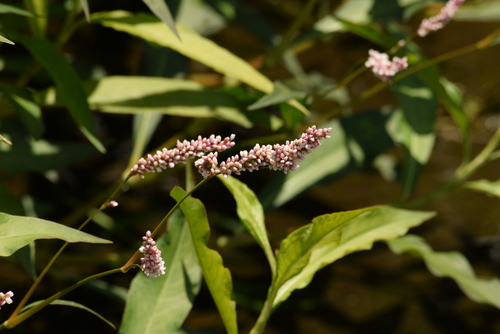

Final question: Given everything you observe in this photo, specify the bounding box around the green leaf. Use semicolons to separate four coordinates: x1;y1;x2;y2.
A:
387;234;500;309
92;11;309;115
217;175;276;277
464;179;500;198
273;206;435;306
0;119;99;174
0;83;44;139
23;299;115;329
0;35;15;45
261;110;396;208
120;211;202;334
335;17;396;49
0;4;35;17
79;0;90;22
142;0;181;40
171;187;238;334
39;76;252;128
13;34;105;153
389;74;438;198
0;212;112;257
454;1;500;22
247;81;307;111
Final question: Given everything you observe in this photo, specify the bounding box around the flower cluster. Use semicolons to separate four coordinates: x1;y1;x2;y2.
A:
417;0;465;37
195;126;332;178
129;134;236;178
365;49;408;82
0;291;13;310
139;231;166;278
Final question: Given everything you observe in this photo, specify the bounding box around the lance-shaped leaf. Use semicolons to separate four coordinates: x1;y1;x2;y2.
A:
142;0;180;40
247;81;307;111
464;179;500;198
273;206;435;306
120;211;202;334
218;175;276;277
0;213;112;257
0;4;35;17
13;34;105;153
92;11;308;115
387;234;500;309
171;187;238;334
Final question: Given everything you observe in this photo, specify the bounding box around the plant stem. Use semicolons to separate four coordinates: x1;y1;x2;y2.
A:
3;268;122;329
121;177;211;272
7;177;129;321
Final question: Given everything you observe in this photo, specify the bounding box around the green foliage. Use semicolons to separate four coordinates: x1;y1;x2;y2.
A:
171;187;238;334
388;235;500;309
120;211;202;334
0;212;111;257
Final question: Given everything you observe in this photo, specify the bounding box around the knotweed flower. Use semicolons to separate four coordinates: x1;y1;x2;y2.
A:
0;291;13;309
139;231;166;278
417;0;465;37
365;49;408;82
107;200;118;207
195;126;332;178
129;134;236;178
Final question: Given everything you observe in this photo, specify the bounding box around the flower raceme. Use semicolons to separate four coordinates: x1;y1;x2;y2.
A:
365;49;408;82
195;126;332;178
417;0;465;37
139;231;166;278
0;291;13;310
129;126;332;179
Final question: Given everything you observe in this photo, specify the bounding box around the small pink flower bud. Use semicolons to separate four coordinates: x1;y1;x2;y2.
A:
139;231;166;278
0;291;14;309
417;0;465;37
365;49;408;82
107;200;118;207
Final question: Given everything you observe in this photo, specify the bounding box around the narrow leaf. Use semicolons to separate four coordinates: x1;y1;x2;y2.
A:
13;34;105;153
464;179;500;198
387;234;500;309
0;83;44;139
171;187;238;334
0;4;35;17
0;212;112;257
247;81;307;111
120;211;202;334
92;11;309;115
217;175;276;277
273;206;435;306
142;0;181;40
79;0;90;22
0;35;15;45
23;299;115;329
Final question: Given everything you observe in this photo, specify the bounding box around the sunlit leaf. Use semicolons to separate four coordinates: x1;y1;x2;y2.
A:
389;74;438;198
0;212;112;257
23;299;115;329
79;0;90;22
387;234;500;309
218;175;276;276
454;1;500;22
247;81;307;111
39;76;252;128
92;11;309;115
464;179;500;198
273;207;435;306
0;35;15;45
0;83;43;139
13;34;105;153
120;211;202;334
171;187;238;334
142;0;180;40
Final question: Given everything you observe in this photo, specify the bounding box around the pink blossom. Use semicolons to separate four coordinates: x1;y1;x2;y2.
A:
195;126;332;178
139;231;166;278
129;134;236;178
417;0;465;37
365;49;408;82
0;291;13;309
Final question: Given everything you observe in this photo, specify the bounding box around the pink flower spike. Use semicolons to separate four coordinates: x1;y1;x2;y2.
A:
417;0;465;37
139;231;166;278
129;134;236;178
0;291;14;310
195;126;332;178
365;49;408;82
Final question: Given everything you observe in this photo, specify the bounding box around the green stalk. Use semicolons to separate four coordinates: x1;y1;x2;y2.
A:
3;268;122;329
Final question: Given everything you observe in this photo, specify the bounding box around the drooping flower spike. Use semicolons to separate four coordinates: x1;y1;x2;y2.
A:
195;126;332;178
139;231;166;278
129;134;236;178
0;291;14;310
365;49;408;82
417;0;465;37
